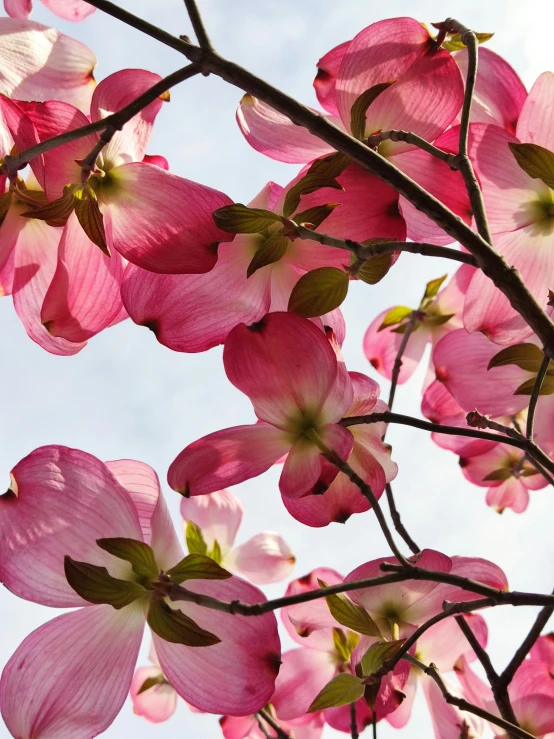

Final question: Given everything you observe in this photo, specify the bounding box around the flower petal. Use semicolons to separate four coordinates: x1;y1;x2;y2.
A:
226;532;295;584
180;488;244;555
0;445;142;606
168;424;290;497
0;603;144;739
0;18;96;112
102;162;233;274
271;648;337;720
314;40;351;116
129;665;177;724
516;71;554;151
154;576;280;715
4;0;32;18
363;308;430;383
41;0;95;21
421;675;483;739
236;94;335;163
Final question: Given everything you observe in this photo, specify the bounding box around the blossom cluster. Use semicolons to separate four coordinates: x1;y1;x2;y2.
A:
1;3;554;738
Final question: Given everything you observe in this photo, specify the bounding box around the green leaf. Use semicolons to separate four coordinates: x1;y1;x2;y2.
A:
96;537;159;580
509;143;554;190
320;582;381;637
425;312;455;327
74;186;109;255
332;628;360;662
21;187;76;226
137;674;164;695
209;539;222;565
378;306;413;331
283;175;343;219
483;468;513;482
166;553;232;584
287;267;349;318
514;375;554;396
212;203;282;234
359;639;406;677
0;191;12;228
308;673;365;712
423;274;448;300
487;343;545;372
354;251;394;285
64;555;146;609
306;151;351;180
441;31;494;52
247;232;289;277
147;598;221;647
350;81;396;140
185;520;208;556
293;203;339;229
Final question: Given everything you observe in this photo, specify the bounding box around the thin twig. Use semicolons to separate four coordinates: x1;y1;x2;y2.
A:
183;0;213;50
258;708;291;739
292;226;477;265
404;655;534;739
34;0;554;359
255;715;272;739
364;129;458;169
372;713;377;739
1;63;199;177
499;594;554;688
443;18;493;243
341;411;554;476
526;355;551;439
385;483;420;554
350;702;359;739
387;311;418;410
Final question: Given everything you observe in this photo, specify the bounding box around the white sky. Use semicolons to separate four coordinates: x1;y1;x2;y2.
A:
1;1;553;737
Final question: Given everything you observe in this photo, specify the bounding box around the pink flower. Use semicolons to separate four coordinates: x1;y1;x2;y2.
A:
220;711;325;739
0;17;96;112
168;312;355;500
4;0;94;22
181;488;296;585
463;73;554;344
238;17;468;246
0;446;281;737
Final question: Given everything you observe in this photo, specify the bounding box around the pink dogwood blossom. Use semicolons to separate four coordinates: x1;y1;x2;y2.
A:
4;0;95;22
0;446;281;737
168;312;356;500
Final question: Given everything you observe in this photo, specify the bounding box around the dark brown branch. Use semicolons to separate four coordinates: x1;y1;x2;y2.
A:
257;708;291;739
47;0;554;359
526;356;551;439
183;0;213;51
385;483;420;555
364;129;458;169
387;311;417;410
350;702;359;739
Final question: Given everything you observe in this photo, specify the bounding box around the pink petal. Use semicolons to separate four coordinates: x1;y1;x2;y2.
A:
531;634;554;666
422;380;496;456
336;18;463;143
220;715;258;739
421;675;483;739
386;667;418;728
432;329;531;417
224;312;348;428
106;459;183;571
271;648;337;720
10;210;87;355
154;576;281;715
0;603;144;739
102;162;233;274
41;0;95;22
91;69;165;164
314;40;351;116
517;72;554;151
180;489;244;555
4;0;32;18
511;693;554;736
417;614;488;672
324;698;373;734
455;47;527;133
121;238;271;353
463;226;554;345
0;445;142;606
226;532;295;584
281;567;344;650
459;443;518;486
486;478;530;513
347;371;381;416
430;556;509;609
40;211;126;343
168;424;290;497
236;94;335;163
0;18;96;112
129;665;177;724
16;99;94;198
142;153;169;169
363;308;430;383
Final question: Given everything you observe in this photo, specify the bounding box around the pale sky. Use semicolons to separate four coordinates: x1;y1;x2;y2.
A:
1;1;553;737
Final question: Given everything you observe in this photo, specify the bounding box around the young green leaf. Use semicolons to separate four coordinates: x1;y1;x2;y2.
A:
359;639;406;677
283;175;343;219
185;520;208;556
147;599;221;646
288;267;349;318
96;537;159;579
308;673;365;712
350;81;396;140
212;203;282;234
332;628;360;662
509;143;554;190
354;253;394;285
483;468;513;482
441;31;493;52
321;585;381;638
64;555;146;609
487;343;545;372
306;151;351;180
74;186;109;255
378;306;413;331
166;553;231;584
423;274;447;300
247;232;289;277
137;674;165;695
514;375;554;396
293;203;339;229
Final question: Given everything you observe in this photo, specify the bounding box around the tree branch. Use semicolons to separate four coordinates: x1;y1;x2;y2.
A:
385;483;420;555
183;0;213;51
526;355;550;439
257;708;291;739
53;0;554;359
350;702;359;739
364;129;458;169
1;63;200;177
